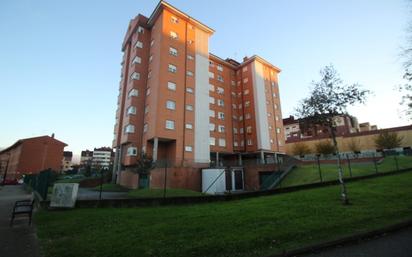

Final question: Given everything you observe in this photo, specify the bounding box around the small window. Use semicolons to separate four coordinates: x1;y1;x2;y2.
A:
185;146;193;152
233;128;238;134
209;61;214;67
244;89;249;95
188;40;194;44
217;75;224;82
217;99;224;107
127;147;137;156
132;56;141;64
143;123;148;132
166;100;176;110
169;47;178;56
209;110;215;117
186;105;193;111
209;84;215;91
274;104;278;109
149;55;153;63
165;120;175;130
150;39;154;47
147;70;152;79
144;105;149;114
135;41;143;48
232;104;237;109
218;112;225;120
234;141;238;147
209;97;215;104
168;81;176;91
127;106;136;115
242;66;248;72
131;72;140;80
245;113;251;119
231;81;236;86
187;55;194;60
218;138;226;147
276;128;281;134
146;88;151;96
217;87;224;95
240;128;244;134
246;126;252;134
170;31;178;40
137;26;144;33
275;116;279;121
208;72;214;78
267;112;272;117
217;65;223;72
171;16;179;24
244;101;250;107
168;64;177;73
209;123;215;131
218;125;225;133
247;139;253;146
239;116;243;121
128;89;138;98
185;123;193;129
186;87;194;93
124;124;135;133
186;71;194;77
243;78;248;83
209;137;216;146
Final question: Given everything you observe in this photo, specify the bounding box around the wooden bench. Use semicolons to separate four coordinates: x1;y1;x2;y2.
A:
10;199;35;227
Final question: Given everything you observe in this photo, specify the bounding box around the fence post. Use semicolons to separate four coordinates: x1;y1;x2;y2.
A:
394;155;399;171
317;156;323;182
373;153;378;174
346;154;353;177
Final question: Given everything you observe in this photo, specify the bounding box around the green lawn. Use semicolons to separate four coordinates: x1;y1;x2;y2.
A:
35;172;412;257
92;183;130;192
281;155;412;187
128;188;203;198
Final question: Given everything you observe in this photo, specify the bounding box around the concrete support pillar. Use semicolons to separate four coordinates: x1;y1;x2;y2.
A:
238;153;243;166
153;137;159;162
216;152;219;167
260;151;265;164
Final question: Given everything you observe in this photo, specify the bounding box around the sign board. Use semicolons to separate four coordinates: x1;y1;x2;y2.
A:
50;183;79;208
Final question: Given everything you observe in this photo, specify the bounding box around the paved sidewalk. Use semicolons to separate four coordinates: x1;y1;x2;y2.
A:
301;226;412;257
77;187;130;200
0;185;41;257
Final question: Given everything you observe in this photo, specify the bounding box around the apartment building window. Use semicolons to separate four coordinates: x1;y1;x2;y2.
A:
240;128;244;134
209;110;215;117
274;104;278;109
273;93;277;97
165;120;175;130
217;64;223;72
209;61;214;67
275;115;279;121
217;75;224;82
217;99;224;107
187;55;194;60
137;26;144;33
218;138;226;147
148;70;152;79
209;84;215;91
209;137;216;146
238;104;242;109
244;89;249;95
246;126;252;134
247;139;253;145
232;104;237;109
231;80;236;86
244;101;250;108
243;78;248;83
209;123;215;131
146;88;151;96
143;123;148;132
131;72;140;80
186;71;194;77
266;100;270;105
150;39;154;47
218;112;225;120
170;31;178;40
242;66;248;72
233;128;238;134
185;123;193;129
185;146;193;152
189;24;194;30
144;105;149;114
186;104;193;111
171;16;179;24
127;147;138;156
267;112;272;117
234;141;239;147
208;72;215;78
269;125;273;130
149;55;153;63
128;89;138;98
135;41;143;48
276;128;281;134
240;140;244;147
188;40;194;44
218;125;225;133
168;64;177;73
166;100;176;110
169;47;178;56
278;140;283;146
232;115;238;120
168;81;176;91
217;87;224;95
186;87;194;94
209;97;215;104
124;124;135;133
271;82;276;87
132;56;141;64
245;113;251;119
239;115;243;121
127;106;136;115
270;139;274;144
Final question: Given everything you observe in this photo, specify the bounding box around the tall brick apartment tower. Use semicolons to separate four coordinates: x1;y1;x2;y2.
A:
113;1;285;190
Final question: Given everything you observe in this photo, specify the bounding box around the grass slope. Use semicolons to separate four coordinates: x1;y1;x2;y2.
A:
281;155;412;187
35;172;412;257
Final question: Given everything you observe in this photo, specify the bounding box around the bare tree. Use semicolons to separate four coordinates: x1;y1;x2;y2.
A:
296;65;370;204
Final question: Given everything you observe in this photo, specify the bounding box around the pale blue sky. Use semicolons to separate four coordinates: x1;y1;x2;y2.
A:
0;0;410;159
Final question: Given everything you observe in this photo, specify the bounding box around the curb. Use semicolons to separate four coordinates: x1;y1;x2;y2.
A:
266;219;412;257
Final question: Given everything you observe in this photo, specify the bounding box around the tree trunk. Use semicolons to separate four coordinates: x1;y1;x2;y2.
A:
330;125;349;205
